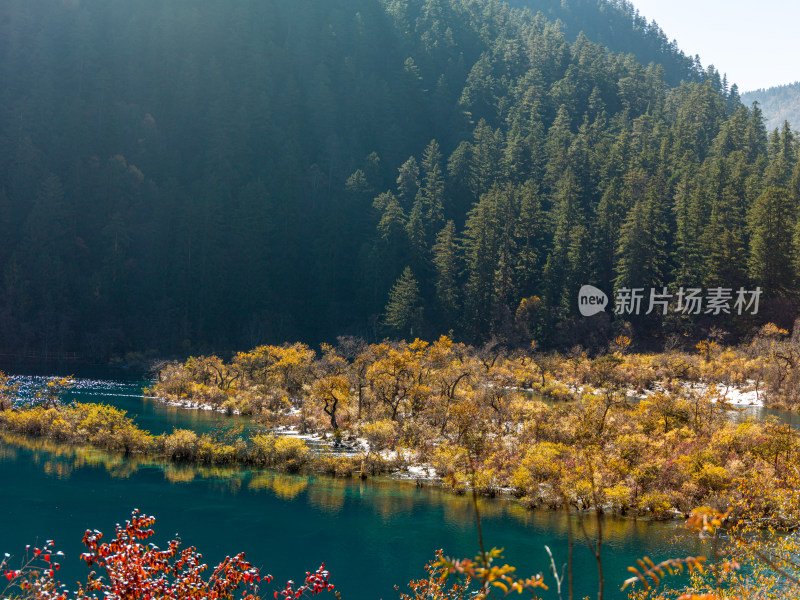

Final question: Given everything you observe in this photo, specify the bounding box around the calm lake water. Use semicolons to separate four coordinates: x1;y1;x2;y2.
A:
1;374;731;599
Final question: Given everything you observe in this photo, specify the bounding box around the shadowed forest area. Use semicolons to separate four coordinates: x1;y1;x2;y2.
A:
1;0;798;363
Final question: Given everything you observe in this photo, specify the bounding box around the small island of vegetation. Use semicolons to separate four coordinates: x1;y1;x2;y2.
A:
3;324;799;521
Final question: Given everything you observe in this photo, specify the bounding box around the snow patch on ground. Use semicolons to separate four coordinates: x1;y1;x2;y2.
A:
392;464;439;482
684;381;763;407
715;385;762;407
644;380;763;407
270;425;323;443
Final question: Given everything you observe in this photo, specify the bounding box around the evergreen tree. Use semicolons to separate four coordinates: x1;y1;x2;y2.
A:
405;199;428;271
492;184;519;334
592;177;625;287
748;187;795;292
515;180;546;297
672;170;707;288
471;120;505;196
416;140;447;245
704;189;749;290
432;220;461;326
543;106;575;193
383;267;423;338
376;192;409;276
396;156;420;207
615;172;670;294
463;190;499;338
763;121;797;188
543;169;583;311
701;155;750;289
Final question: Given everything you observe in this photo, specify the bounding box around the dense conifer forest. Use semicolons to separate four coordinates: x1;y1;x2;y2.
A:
1;0;798;360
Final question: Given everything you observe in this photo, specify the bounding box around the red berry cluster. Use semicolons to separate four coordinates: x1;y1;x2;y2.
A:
3;511;336;600
274;564;336;600
1;540;67;600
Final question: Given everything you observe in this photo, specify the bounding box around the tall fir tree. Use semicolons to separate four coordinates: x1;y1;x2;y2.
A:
748;186;795;292
383;266;423;339
614;171;670;294
432;220;461;328
416;140;446;244
515;180;546;297
396;156;420;208
463;189;499;339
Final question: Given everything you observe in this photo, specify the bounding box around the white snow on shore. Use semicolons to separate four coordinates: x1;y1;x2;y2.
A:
644;380;764;407
393;464;438;481
712;383;762;407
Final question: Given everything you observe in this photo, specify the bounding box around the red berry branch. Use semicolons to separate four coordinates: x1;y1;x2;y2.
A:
2;540;67;600
273;564;338;600
3;510;337;600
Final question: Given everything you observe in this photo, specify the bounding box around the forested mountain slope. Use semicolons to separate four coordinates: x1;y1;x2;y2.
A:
504;0;702;86
742;82;800;131
0;0;796;359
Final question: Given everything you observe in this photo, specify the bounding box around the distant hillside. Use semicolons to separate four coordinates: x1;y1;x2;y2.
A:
742;82;800;131
505;0;699;85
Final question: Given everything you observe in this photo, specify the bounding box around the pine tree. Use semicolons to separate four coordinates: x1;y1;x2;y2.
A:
463;190;499;338
592;177;625;288
763;122;796;188
492;184;519;334
416;140;446;243
471;120;505;196
543;106;575;194
792;160;800;205
504;123;533;184
446;141;477;218
515;180;546;297
744;101;769;161
615;172;670;293
432;220;461;325
406;199;427;271
383;267;423;338
702;156;749;289
376;192;408;275
672;169;707;287
396;156;420;207
726;83;740;114
704;186;748;290
543;169;583;311
748;186;795;291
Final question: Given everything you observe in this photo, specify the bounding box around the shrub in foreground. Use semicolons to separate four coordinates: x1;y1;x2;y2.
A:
1;510;336;600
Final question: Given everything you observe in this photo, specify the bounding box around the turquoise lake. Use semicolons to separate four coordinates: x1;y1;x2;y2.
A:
0;374;733;600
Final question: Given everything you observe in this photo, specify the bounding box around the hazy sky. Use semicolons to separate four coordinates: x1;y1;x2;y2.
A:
630;0;800;92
